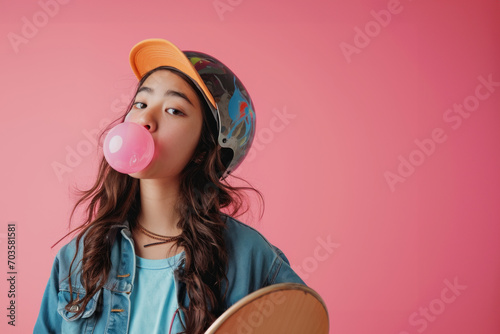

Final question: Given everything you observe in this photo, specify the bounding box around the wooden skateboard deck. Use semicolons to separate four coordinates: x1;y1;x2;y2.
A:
205;283;329;334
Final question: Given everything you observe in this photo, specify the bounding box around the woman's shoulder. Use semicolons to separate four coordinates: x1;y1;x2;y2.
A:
222;213;269;243
54;228;92;266
219;213;306;293
220;213;284;259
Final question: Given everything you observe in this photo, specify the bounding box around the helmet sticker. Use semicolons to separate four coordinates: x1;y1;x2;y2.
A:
227;77;255;148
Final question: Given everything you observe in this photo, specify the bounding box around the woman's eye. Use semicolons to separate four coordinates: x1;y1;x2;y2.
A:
166;108;185;116
133;102;146;109
132;103;184;116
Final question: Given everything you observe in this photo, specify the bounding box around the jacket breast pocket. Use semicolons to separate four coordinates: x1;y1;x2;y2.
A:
57;289;102;333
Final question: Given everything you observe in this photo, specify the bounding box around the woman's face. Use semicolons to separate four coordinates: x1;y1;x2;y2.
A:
125;69;204;180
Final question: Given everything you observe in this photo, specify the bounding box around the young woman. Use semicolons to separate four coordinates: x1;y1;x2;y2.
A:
34;38;305;334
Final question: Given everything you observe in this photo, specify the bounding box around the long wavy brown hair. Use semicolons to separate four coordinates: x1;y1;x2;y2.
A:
52;66;264;333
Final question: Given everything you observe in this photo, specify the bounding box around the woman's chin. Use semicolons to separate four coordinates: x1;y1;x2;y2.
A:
128;164;153;179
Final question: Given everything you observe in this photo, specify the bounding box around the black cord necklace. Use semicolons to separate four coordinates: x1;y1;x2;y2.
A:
136;223;182;248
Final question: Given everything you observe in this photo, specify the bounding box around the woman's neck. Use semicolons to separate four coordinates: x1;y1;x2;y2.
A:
136;177;183;236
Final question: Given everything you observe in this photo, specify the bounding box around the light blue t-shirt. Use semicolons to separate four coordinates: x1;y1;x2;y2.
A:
129;251;185;334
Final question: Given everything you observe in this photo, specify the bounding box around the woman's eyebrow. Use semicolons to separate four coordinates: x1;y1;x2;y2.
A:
136;86;194;107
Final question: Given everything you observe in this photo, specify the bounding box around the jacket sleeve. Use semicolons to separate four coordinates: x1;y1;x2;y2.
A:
265;245;306;286
33;254;62;334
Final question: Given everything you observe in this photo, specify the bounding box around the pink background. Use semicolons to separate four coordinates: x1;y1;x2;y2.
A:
1;0;499;333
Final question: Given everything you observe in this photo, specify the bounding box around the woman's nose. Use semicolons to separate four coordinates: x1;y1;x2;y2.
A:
133;107;158;133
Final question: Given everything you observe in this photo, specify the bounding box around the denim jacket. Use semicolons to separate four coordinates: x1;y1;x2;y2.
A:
34;213;306;333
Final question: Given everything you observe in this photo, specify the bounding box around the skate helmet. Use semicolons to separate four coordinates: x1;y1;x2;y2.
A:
129;38;256;180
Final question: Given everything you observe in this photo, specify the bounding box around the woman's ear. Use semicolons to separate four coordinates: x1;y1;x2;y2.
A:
193;152;206;164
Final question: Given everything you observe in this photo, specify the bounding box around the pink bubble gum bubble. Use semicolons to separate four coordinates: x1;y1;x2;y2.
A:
103;122;155;174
